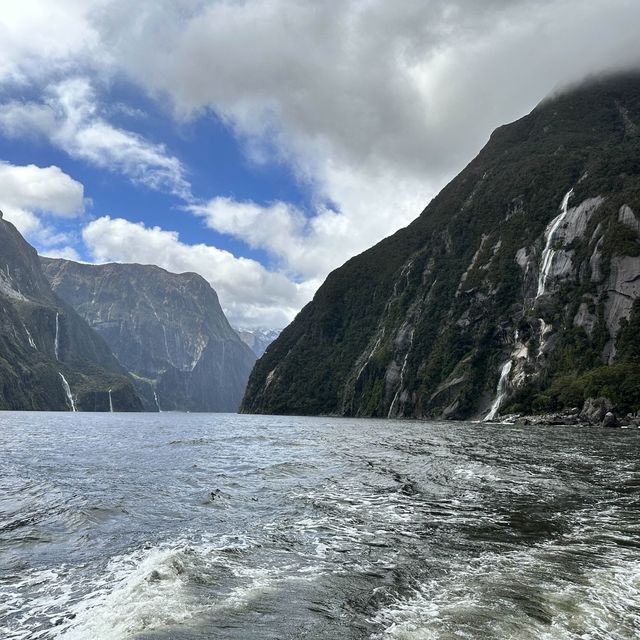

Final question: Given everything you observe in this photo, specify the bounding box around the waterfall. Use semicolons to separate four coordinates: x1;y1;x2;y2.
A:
538;318;552;358
24;324;36;349
387;329;415;418
355;334;383;383
537;189;574;297
58;372;77;412
108;389;114;413
154;390;161;412
483;359;513;422
54;312;60;360
162;325;170;361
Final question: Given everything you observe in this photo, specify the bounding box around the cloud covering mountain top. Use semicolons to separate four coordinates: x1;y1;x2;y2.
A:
1;0;639;326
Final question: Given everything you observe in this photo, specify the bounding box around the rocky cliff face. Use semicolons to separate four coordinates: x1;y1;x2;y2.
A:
242;72;640;420
0;215;141;411
42;259;256;412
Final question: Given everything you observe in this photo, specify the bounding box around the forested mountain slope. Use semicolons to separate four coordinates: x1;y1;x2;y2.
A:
242;73;640;420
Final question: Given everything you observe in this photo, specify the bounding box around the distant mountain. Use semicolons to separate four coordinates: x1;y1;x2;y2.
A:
42;259;256;412
242;72;640;420
235;328;281;357
0;214;141;411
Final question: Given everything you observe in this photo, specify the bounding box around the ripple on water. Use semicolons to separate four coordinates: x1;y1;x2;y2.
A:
0;414;639;640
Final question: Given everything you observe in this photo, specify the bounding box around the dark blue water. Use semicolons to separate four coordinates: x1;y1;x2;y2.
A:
0;412;639;639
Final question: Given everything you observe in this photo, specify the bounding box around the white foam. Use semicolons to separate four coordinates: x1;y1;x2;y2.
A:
370;534;640;639
0;531;327;640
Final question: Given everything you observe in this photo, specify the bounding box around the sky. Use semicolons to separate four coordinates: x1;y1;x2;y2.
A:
0;1;639;329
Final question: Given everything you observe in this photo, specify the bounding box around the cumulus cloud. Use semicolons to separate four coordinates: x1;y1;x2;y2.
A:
0;161;85;248
39;246;82;261
3;1;640;326
192;164;430;280
0;78;191;199
82;216;316;327
98;0;640;294
107;0;640;179
0;0;104;85
0;162;84;217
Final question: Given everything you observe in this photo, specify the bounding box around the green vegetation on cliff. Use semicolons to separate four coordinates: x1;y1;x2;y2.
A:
242;72;640;419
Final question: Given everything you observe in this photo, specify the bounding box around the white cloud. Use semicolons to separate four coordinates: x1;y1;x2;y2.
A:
0;162;84;217
82;216;315;328
192;164;433;280
39;246;82;261
107;0;640;179
96;0;640;305
0;0;104;85
0;161;85;248
2;1;640;327
0;78;191;199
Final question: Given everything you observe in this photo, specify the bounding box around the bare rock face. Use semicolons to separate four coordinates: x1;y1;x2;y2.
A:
580;397;614;424
618;204;640;234
242;72;640;420
42;259;256;412
0;218;141;411
604;257;640;334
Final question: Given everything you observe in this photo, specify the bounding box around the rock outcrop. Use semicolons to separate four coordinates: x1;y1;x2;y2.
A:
242;72;640;420
42;259;256;412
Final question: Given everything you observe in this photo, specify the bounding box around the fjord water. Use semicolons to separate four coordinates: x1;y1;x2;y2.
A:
1;414;638;639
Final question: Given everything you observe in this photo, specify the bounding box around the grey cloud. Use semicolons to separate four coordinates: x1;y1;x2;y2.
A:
98;0;640;185
3;1;640;327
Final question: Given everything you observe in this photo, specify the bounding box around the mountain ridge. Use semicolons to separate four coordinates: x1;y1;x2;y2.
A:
241;72;640;420
0;213;142;411
42;257;256;412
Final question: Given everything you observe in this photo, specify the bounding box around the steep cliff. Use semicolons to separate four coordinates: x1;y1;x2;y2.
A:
41;260;256;412
0;215;141;411
242;72;640;420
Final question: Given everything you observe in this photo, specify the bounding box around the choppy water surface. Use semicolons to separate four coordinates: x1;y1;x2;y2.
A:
1;413;639;639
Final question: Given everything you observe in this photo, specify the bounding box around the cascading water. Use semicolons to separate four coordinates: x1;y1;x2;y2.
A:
58;372;77;412
24;324;36;349
537;188;574;297
388;352;410;418
154;390;161;412
483;359;512;422
109;389;114;413
54;312;60;360
388;329;415;418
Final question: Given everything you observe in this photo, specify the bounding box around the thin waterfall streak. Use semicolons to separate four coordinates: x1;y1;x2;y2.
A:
59;372;76;412
24;324;36;349
54;312;60;360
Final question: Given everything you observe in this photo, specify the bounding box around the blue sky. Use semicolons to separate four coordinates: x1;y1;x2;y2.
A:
0;77;308;264
0;1;638;328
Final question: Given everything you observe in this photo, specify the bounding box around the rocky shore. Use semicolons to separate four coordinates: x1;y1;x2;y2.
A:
496;397;640;428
